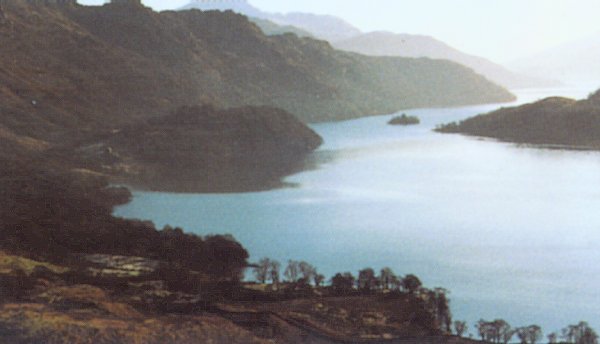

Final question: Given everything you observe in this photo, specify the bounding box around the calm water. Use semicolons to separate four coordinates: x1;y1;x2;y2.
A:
115;85;600;335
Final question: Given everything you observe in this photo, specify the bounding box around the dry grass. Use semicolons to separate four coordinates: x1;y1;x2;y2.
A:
0;251;68;275
0;303;269;343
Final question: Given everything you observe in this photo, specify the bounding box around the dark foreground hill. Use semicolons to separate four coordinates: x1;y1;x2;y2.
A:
0;1;513;145
436;89;600;149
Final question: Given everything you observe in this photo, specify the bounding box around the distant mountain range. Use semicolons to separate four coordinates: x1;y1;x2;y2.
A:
332;32;559;89
180;0;361;41
509;32;600;84
181;1;556;89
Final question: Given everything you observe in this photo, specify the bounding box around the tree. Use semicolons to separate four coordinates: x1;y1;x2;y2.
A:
403;274;422;295
493;319;513;344
427;288;452;333
477;319;493;342
580;326;599;344
298;261;316;283
548;333;558;344
454;321;467;337
314;273;325;287
379;267;396;290
476;319;512;343
516;325;542;344
331;272;355;294
357;268;377;293
563;322;599;344
284;260;300;282
527;325;542;344
269;260;280;287
253;258;271;283
564;325;579;344
516;327;529;344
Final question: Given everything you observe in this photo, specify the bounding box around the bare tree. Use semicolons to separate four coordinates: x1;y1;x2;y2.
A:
562;322;599;344
314;273;325;287
284;260;300;282
493;319;513;344
454;321;467;337
428;288;452;333
269;260;280;287
477;319;493;342
253;258;271;284
527;325;542;344
516;325;542;344
379;267;395;290
298;261;316;283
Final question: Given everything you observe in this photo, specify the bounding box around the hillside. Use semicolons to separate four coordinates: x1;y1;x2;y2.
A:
436;90;600;149
85;105;323;192
509;32;600;83
251;17;313;38
180;0;361;41
0;1;514;145
333;32;559;89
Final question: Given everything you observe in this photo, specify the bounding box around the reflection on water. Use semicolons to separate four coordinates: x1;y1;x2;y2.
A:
115;84;600;334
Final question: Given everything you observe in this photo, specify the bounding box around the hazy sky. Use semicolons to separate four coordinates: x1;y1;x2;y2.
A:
78;0;600;63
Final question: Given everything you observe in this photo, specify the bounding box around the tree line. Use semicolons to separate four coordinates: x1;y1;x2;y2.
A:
473;319;598;344
252;258;452;333
253;259;598;344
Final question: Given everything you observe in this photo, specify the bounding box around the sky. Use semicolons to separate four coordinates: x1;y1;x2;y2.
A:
77;0;600;63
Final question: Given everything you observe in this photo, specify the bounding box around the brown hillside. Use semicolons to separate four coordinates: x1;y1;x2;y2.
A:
0;1;513;145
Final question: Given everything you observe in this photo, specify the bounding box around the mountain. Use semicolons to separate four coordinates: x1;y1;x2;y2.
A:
509;32;600;83
0;0;514;145
251;17;313;38
180;0;362;41
436;89;600;149
332;31;559;89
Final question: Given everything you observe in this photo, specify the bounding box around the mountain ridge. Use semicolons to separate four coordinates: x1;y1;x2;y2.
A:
0;1;514;144
332;31;559;89
180;0;361;41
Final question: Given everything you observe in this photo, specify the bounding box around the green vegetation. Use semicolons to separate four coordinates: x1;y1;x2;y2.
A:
388;113;421;125
436;89;600;149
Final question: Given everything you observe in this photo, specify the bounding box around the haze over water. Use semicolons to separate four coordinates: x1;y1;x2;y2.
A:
115;84;599;334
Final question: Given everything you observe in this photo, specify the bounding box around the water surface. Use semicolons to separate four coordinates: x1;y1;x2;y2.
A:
115;85;600;334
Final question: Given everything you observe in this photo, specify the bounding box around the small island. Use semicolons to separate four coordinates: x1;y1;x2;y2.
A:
388;113;420;126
